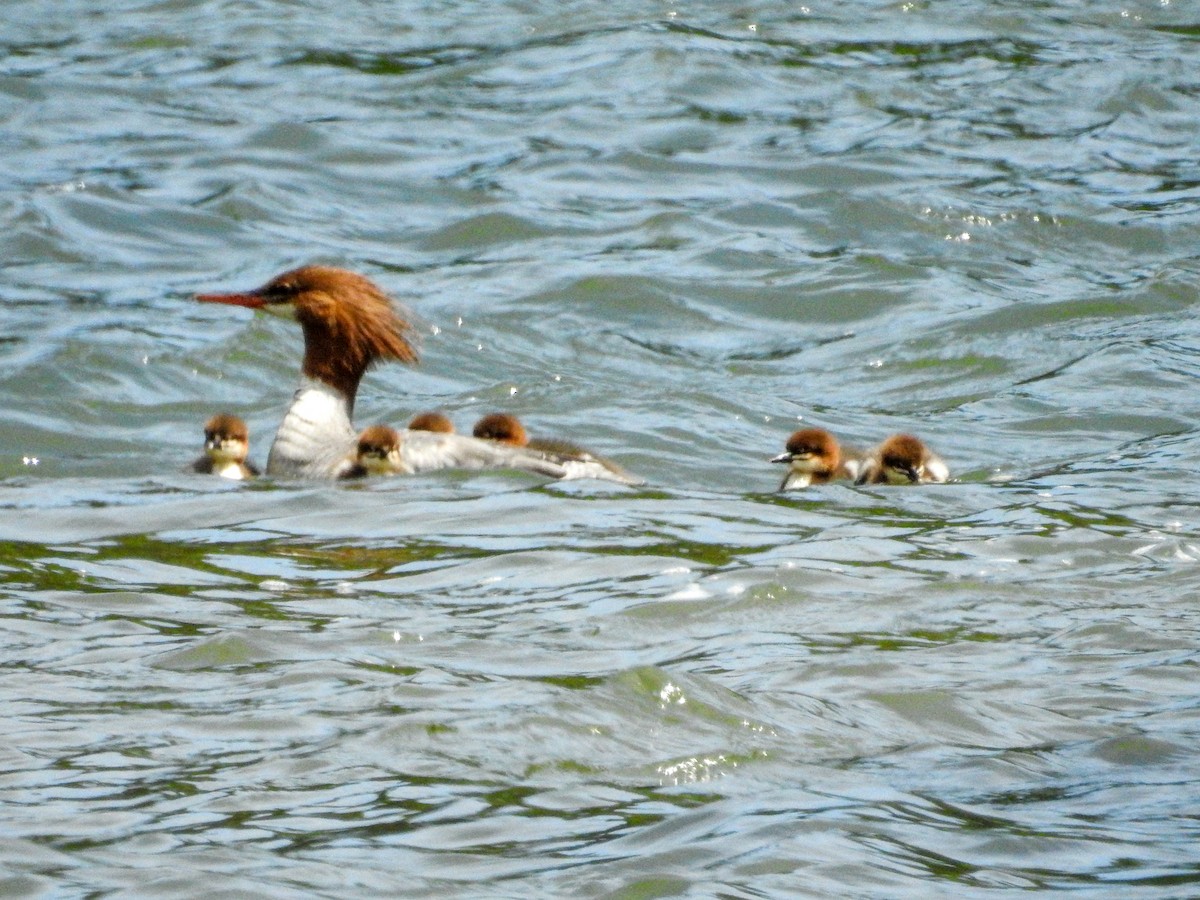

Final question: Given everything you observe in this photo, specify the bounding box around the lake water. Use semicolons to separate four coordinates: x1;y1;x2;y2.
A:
3;1;1200;896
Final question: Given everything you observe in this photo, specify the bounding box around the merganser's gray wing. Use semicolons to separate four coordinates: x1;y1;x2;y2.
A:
526;437;644;486
400;431;567;479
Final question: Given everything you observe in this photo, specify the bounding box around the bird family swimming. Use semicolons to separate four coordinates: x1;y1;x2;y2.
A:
194;265;945;490
197;266;573;481
193;413;258;480
472;412;644;485
771;428;948;489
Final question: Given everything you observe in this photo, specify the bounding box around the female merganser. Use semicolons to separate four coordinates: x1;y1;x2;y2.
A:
193;413;259;480
407;410;455;433
770;427;859;490
197;266;568;480
472;412;643;485
855;433;949;485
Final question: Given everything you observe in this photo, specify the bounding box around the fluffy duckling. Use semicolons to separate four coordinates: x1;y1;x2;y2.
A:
342;424;404;478
193;413;258;480
406;410;454;433
855;433;949;485
770;427;860;490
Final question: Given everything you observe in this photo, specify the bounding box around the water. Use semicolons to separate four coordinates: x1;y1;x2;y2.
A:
3;1;1200;895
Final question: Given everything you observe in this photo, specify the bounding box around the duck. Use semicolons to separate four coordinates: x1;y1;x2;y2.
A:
342;425;404;478
192;413;258;480
855;433;949;485
406;410;455;433
770;427;860;490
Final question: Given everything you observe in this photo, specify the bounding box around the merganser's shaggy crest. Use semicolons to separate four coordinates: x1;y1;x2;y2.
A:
472;412;643;485
198;266;568;480
407;410;455;433
770;427;859;490
193;413;258;480
855;433;949;485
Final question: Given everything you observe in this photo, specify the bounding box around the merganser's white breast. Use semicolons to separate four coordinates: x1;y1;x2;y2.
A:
267;379;357;478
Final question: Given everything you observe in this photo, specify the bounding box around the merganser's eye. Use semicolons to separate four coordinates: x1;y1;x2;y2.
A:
262;281;297;302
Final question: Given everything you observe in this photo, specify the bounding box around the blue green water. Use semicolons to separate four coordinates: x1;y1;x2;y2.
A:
3;1;1200;895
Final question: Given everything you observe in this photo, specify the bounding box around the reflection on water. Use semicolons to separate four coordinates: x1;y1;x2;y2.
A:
3;0;1200;895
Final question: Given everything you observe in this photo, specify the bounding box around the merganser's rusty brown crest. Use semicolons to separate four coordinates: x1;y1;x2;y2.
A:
199;265;417;408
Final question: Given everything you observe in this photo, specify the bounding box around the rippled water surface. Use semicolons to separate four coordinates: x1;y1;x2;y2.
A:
3;0;1200;896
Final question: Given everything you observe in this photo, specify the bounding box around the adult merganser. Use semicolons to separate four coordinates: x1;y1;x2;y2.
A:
472;412;643;485
407;410;455;433
855;433;949;485
192;413;258;480
770;427;859;490
197;266;568;480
